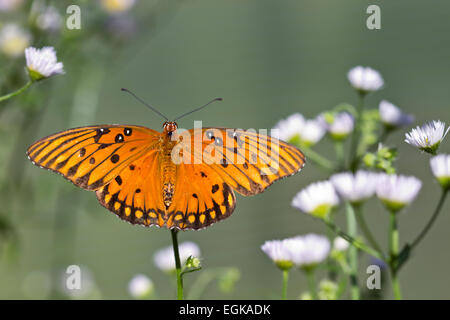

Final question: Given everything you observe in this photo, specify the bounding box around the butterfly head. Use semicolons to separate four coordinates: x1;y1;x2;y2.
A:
163;121;178;135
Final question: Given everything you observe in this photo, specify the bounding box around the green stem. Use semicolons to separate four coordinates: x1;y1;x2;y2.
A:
354;204;385;259
349;92;365;172
345;202;360;300
0;80;33;104
323;219;382;259
334;140;345;170
389;211;402;300
171;229;183;300
282;269;289;300
305;268;317;300
410;189;448;250
301;147;334;171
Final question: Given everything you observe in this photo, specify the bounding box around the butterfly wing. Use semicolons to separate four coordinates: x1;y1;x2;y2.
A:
165;163;236;230
161;127;305;230
27;125;160;190
95;150;167;227
173;127;305;196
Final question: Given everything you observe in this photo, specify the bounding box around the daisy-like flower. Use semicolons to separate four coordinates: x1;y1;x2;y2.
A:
0;24;31;58
36;6;62;32
379;100;414;129
261;239;298;270
291;181;339;219
430;154;450;190
347;66;384;94
405;120;450;154
330;170;379;205
272;113;304;143
272;113;325;147
300;119;326;147
128;274;154;299
25;46;64;81
376;173;422;212
0;0;23;12
319;112;354;140
153;241;201;273
288;234;330;269
333;237;350;252
100;0;136;14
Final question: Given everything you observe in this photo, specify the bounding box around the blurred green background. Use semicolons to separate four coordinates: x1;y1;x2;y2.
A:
0;0;449;299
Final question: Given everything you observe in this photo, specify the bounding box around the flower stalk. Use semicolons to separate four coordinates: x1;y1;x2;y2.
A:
304;268;317;300
354;205;384;259
0;80;33;104
349;92;365;172
388;210;402;299
410;189;448;250
282;269;289;300
170;229;184;300
345;202;360;299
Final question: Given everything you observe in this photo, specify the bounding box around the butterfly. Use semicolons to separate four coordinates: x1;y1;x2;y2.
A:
26;94;305;230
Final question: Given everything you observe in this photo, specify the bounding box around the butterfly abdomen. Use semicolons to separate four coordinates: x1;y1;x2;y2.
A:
161;140;177;209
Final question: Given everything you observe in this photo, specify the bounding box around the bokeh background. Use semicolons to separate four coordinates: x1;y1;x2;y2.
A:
0;0;449;299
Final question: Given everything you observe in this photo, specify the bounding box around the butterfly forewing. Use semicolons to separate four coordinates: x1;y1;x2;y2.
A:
178;128;305;196
27;125;160;190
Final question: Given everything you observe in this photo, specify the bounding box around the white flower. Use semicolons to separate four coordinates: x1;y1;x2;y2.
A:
288;234;330;268
36;6;62;32
379;100;414;128
0;0;23;12
430;154;450;190
376;174;422;212
333;237;349;252
100;0;136;14
291;181;339;219
272;113;304;142
319;112;354;140
347;66;384;93
25;46;64;80
301;119;326;146
272;114;325;146
0;24;31;58
153;241;201;272
261;239;298;270
128;274;154;299
330;170;379;204
405;120;449;154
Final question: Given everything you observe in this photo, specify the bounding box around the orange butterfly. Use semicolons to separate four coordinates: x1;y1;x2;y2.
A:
27;95;305;230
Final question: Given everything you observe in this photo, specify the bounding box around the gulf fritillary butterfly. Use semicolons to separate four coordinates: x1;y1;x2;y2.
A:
27;100;305;230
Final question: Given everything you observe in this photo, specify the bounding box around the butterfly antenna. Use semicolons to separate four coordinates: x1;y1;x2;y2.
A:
173;98;223;121
121;88;169;121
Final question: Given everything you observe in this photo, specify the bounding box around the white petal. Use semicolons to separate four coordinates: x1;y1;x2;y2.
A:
430;154;450;179
287;234;330;266
347;66;384;92
292;181;339;214
128;274;153;298
379;100;414;127
376;174;422;205
331;170;379;202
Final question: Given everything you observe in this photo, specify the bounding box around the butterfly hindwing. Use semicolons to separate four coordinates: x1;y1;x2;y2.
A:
27;125;160;190
95;150;167;227
166;163;236;230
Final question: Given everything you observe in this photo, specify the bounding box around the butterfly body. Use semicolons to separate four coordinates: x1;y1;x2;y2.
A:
27;122;305;230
